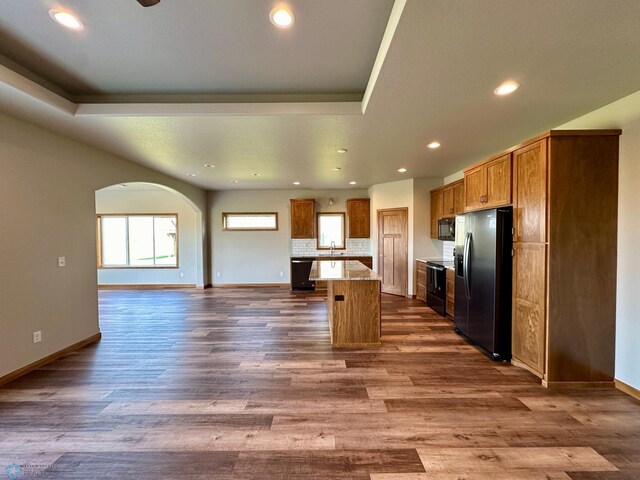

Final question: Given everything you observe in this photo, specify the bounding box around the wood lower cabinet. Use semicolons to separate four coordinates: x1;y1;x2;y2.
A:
290;199;315;238
512;242;547;374
430;190;443;238
464;154;512;211
346;198;370;238
416;260;426;303
509;130;620;385
445;268;455;320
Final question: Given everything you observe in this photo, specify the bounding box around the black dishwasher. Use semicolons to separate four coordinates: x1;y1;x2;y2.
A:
426;261;446;317
291;258;315;290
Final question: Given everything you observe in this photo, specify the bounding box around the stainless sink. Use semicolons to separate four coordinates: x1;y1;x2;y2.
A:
318;253;345;257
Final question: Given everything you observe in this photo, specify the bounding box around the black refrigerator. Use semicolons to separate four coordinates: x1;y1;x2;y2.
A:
454;207;512;361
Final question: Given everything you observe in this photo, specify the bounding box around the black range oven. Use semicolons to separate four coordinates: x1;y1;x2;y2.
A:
426;261;446;317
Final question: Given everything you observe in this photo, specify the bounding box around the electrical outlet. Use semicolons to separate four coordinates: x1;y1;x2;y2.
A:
33;331;42;344
179;271;185;278
216;272;221;278
57;256;66;267
279;271;284;277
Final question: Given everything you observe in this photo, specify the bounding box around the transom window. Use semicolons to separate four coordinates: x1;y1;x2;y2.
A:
222;212;279;231
317;212;346;249
97;215;178;268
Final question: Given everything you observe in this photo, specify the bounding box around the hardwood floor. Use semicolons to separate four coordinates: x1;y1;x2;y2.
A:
0;287;639;479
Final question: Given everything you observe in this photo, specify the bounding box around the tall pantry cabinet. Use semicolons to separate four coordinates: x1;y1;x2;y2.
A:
510;130;620;386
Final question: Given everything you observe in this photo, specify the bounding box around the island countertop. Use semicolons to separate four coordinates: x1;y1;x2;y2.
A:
309;260;382;281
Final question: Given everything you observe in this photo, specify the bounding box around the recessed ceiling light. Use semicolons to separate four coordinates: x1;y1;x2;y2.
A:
349;181;357;185
397;168;407;173
269;6;294;28
494;81;520;96
333;167;341;171
252;173;262;177
231;180;239;183
119;184;127;188
293;181;300;185
186;173;196;177
204;164;215;168
337;149;348;154
49;9;84;31
427;141;441;149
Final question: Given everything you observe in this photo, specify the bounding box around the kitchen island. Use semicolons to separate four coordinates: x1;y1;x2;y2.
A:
309;259;382;348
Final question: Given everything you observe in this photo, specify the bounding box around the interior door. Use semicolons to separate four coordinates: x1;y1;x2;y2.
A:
377;208;408;296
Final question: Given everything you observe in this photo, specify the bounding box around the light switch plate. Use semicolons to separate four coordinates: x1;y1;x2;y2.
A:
33;331;42;343
57;256;66;267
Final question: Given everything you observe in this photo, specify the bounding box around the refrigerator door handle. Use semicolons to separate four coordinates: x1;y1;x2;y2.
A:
463;232;471;299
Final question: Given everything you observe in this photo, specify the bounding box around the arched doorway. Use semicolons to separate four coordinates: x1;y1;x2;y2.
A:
95;182;205;288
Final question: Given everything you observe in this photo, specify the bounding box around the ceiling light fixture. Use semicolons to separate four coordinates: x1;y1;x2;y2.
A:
252;173;261;176
204;164;215;168
231;180;239;183
494;81;520;96
349;181;357;185
337;149;348;154
293;181;300;185
333;167;341;171
427;141;441;149
269;6;294;28
49;9;84;31
397;168;407;173
119;184;127;188
186;173;196;177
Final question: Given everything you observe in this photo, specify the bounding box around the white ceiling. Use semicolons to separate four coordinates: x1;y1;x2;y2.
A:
0;0;392;97
1;0;640;190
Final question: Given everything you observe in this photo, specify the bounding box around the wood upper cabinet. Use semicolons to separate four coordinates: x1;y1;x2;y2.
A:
464;165;486;211
346;198;370;238
485;154;512;207
513;139;548;243
290;199;315;238
430;189;443;238
453;180;465;214
512;242;547;375
464;154;512;211
442;185;454;217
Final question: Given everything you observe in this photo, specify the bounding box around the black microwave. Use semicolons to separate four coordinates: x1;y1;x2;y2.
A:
437;218;455;241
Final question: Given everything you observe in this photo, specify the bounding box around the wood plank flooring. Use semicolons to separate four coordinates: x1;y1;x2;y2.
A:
0;288;639;479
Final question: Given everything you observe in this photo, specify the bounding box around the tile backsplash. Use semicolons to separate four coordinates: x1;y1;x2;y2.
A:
291;238;372;256
443;241;455;260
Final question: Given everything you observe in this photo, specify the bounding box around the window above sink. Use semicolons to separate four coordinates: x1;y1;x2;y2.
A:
317;212;345;250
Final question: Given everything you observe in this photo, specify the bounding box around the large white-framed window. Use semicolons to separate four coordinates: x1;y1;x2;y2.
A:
97;214;178;268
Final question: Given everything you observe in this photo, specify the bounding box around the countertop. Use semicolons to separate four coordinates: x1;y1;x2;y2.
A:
291;254;372;259
416;258;455;269
309;260;382;281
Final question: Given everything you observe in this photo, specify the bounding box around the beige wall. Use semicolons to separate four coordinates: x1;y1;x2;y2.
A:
368;178;443;297
614;118;640;390
96;187;201;286
413;177;445;261
0;112;208;378
208;188;369;284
